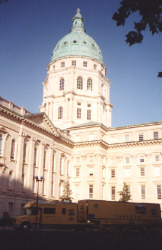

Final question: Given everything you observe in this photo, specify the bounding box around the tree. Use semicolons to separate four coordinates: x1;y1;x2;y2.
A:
60;181;73;202
118;182;131;202
112;0;162;46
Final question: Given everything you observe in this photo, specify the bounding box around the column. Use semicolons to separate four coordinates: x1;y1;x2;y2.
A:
38;143;45;195
27;137;35;191
15;132;25;190
47;145;54;198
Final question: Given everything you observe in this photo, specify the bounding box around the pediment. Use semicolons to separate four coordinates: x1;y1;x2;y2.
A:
25;112;60;136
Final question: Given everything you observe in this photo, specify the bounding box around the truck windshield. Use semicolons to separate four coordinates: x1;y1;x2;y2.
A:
24;208;38;216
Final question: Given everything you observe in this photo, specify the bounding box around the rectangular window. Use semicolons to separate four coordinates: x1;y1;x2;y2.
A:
83;61;87;67
61;62;65;67
89;156;93;162
88;168;93;176
44;208;56;214
77;108;81;119
140;157;144;163
62;208;66;215
111;186;115;200
141;185;146;199
111;169;115;178
10;139;15;160
157;185;161;199
153;131;158;140
77;102;81;106
139;133;144;141
94;64;97;70
136;205;146;214
125;157;130;164
140;167;145;176
87;110;91;120
72;60;76;66
89;184;93;198
76;168;80;177
155;155;160;161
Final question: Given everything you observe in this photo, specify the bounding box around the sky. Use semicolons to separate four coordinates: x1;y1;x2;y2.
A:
0;0;162;128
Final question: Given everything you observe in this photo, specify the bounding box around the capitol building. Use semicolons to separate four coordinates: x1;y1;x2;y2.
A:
0;9;162;218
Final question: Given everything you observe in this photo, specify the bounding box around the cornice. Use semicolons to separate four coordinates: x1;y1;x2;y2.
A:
109;121;162;131
73;140;108;150
49;55;103;66
108;139;162;149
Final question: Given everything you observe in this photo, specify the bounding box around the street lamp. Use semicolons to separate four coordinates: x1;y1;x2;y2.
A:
35;176;43;229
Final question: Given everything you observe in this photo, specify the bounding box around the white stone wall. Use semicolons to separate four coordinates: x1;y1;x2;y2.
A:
0;108;72;217
40;56;112;129
0;102;162;217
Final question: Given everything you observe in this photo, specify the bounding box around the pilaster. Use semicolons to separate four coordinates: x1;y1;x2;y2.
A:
15;132;25;190
47;145;54;198
38;143;45;194
27;137;36;191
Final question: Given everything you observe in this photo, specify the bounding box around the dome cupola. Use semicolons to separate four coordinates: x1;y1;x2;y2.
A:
51;8;103;62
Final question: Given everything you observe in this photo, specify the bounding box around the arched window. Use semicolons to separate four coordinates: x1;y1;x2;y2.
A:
87;78;92;90
77;77;83;89
10;139;15;160
59;78;64;90
58;106;63;119
0;134;2;156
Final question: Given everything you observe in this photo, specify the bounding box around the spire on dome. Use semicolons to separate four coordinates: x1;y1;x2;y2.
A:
71;8;85;32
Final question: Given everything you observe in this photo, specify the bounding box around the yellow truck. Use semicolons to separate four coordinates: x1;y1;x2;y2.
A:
14;200;92;231
78;200;161;230
14;199;161;231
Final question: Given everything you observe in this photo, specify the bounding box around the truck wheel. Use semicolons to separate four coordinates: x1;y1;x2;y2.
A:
21;222;31;231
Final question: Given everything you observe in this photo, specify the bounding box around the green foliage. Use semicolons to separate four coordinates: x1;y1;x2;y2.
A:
60;181;73;202
118;182;131;202
112;0;162;46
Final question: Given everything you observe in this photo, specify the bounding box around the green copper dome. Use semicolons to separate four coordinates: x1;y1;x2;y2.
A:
51;9;103;63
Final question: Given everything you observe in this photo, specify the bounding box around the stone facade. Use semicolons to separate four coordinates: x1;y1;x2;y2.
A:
0;9;162;218
0;95;162;217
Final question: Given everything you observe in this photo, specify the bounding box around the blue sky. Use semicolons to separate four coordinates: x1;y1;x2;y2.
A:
0;0;161;127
